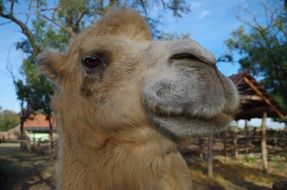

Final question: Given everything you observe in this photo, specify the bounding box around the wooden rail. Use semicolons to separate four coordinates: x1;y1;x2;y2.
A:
180;129;287;159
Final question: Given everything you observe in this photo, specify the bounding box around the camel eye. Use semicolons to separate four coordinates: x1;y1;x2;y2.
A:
81;55;104;71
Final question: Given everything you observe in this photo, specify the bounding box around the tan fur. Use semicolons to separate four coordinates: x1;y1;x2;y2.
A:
37;8;238;190
83;9;152;41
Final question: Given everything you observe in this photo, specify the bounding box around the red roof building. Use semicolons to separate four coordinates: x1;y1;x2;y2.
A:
24;114;56;131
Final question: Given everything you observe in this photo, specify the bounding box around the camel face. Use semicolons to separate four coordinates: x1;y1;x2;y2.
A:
37;9;239;140
142;40;239;139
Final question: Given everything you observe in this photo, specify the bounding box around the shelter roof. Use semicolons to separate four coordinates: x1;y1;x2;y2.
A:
229;72;286;120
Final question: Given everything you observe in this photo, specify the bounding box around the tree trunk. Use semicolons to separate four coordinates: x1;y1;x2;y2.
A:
19;104;28;151
261;112;268;173
48;115;54;152
19;117;25;150
207;133;214;177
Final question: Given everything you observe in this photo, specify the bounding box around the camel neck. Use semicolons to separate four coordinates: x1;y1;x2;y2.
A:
58;126;181;190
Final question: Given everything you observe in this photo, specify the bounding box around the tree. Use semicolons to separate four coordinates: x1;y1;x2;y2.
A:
225;0;287;109
0;109;19;132
0;0;190;149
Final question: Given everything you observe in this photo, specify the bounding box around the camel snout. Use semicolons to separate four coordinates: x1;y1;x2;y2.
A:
167;40;216;66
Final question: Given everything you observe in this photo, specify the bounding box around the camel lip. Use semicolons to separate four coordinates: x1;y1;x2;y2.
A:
148;111;233;138
147;106;233;122
150;111;232;125
143;97;236;121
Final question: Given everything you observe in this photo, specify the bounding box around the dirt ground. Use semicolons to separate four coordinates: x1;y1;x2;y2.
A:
0;143;286;190
190;159;287;190
0;143;55;190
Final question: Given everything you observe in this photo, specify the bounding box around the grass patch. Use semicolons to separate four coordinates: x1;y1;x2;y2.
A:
244;155;259;164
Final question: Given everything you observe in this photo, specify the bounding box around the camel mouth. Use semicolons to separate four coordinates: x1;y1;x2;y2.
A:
148;110;232;140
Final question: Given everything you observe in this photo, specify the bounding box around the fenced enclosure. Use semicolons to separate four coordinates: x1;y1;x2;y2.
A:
0;139;57;156
180;128;287;161
1;128;286;159
0;128;286;190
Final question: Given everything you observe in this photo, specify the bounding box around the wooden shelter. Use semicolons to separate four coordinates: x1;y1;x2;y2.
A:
229;71;286;173
229;72;286;120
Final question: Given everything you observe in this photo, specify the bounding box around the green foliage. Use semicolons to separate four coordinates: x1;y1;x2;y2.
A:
225;1;287;109
167;0;190;17
0;109;19;131
14;55;54;117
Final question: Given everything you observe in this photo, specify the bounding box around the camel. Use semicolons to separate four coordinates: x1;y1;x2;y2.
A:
37;9;239;190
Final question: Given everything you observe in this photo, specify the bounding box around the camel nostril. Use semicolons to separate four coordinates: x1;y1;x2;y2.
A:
170;53;201;61
170;52;211;65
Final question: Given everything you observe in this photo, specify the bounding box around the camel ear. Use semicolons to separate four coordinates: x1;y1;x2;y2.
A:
36;50;66;81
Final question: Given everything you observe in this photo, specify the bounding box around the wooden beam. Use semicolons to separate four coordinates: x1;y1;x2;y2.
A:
235;106;282;120
243;77;284;118
241;95;263;101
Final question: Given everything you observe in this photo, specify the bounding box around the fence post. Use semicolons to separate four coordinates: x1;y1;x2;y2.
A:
207;133;214;177
223;130;228;161
261;112;268;173
233;129;238;160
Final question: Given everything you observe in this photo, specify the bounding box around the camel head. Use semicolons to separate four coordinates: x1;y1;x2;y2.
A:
37;9;239;142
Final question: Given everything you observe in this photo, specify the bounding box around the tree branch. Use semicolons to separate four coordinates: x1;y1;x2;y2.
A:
75;10;88;33
40;7;58;12
9;0;15;15
38;13;76;38
6;49;17;83
261;0;274;28
24;0;34;25
0;11;40;55
138;0;147;15
160;0;167;9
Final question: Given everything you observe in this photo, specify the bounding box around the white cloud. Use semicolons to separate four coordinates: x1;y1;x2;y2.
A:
196;10;210;20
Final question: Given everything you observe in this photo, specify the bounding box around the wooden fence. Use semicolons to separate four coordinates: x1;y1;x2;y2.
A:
0;139;57;155
1;128;286;158
180;128;287;160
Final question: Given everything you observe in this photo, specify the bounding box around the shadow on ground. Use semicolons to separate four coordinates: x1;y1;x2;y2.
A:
0;143;55;190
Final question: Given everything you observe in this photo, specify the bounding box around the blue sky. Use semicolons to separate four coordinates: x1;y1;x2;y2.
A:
1;0;284;128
